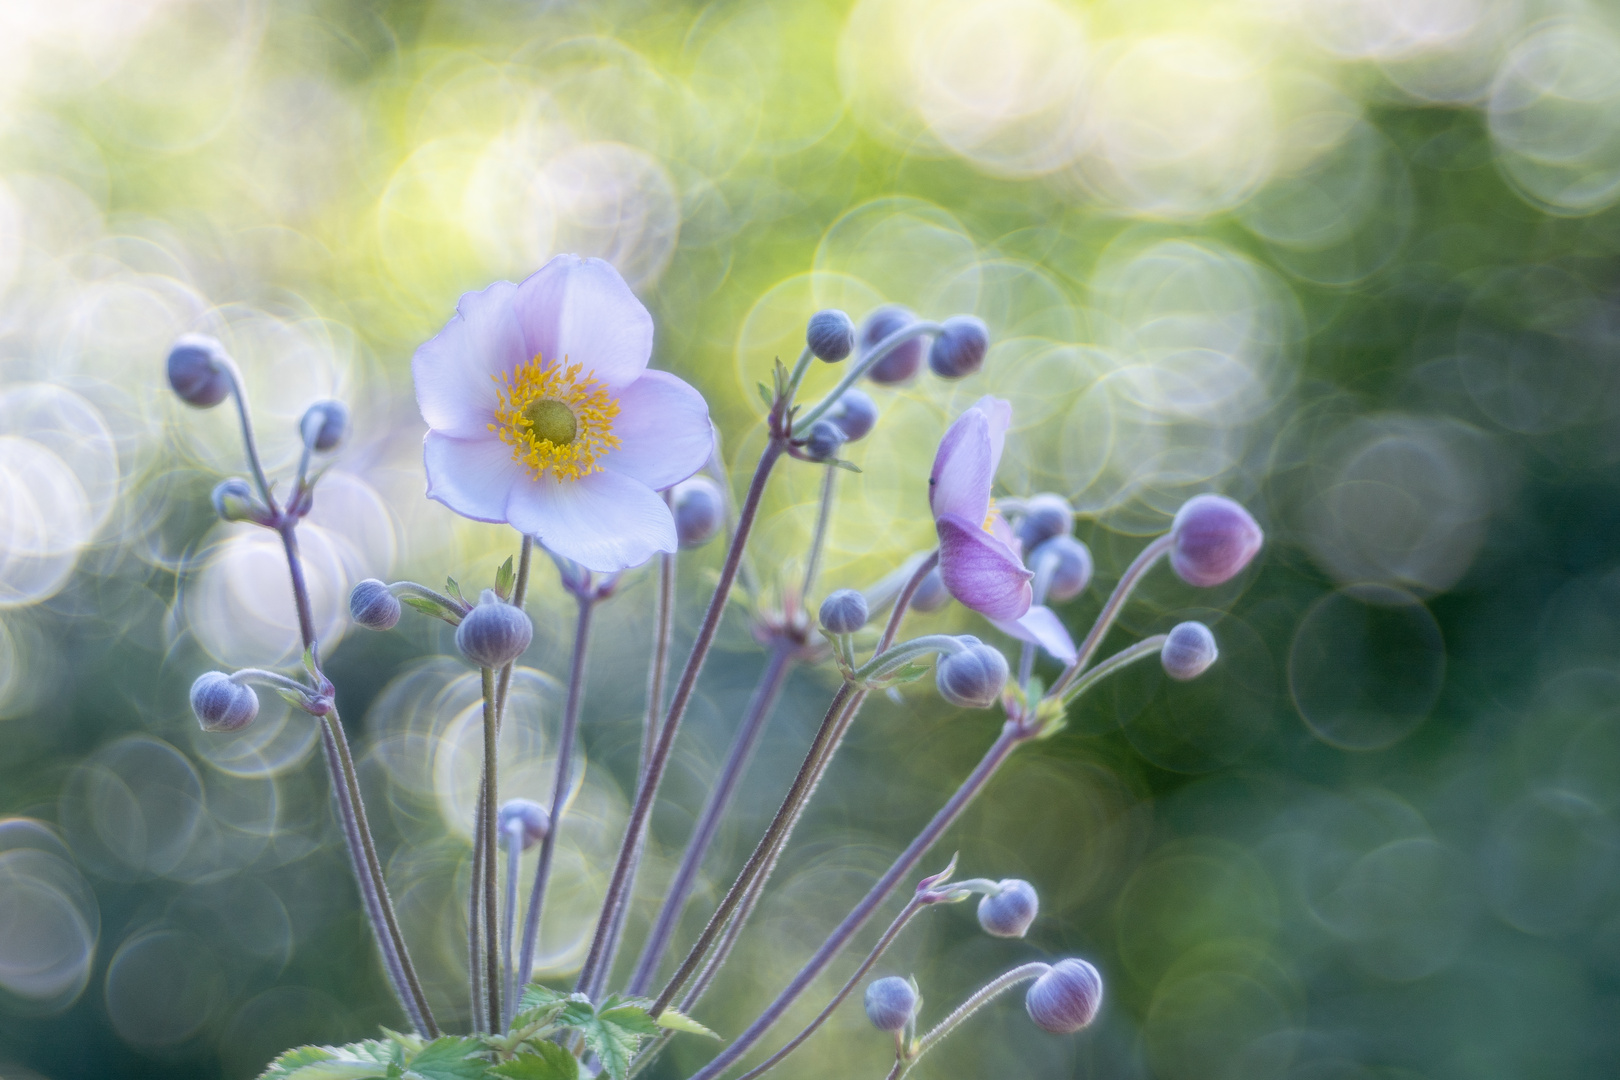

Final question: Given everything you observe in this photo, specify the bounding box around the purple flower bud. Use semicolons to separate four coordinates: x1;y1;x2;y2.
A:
859;305;925;385
829;388;879;442
1169;494;1263;588
1161;621;1217;681
819;589;869;634
672;476;725;549
927;315;989;379
1016;493;1074;552
166;334;231;409
190;672;259;733
1031;535;1093;603
211;478;266;524
349;578;402;631
497;798;551;850
807;309;856;363
911;567;951;613
936;639;1008;709
300;400;349;453
802;419;846;462
456;590;533;668
864;976;918;1032
978;879;1038;938
1025;958;1103;1034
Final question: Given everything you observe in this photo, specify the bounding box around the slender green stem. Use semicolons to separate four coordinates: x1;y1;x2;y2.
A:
800;465;838;611
793;322;942;435
1048;533;1172;699
219;359;275;512
502;819;523;1024
1058;634;1166;706
895;962;1052;1079
480;666;501;1032
854;635;969;683
783;344;815;404
641;547;675;786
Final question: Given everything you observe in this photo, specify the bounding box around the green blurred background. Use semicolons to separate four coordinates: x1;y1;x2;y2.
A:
2;0;1619;1077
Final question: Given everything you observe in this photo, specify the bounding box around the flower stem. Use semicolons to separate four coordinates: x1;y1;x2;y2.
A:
502;819;523;1024
1057;634;1166;706
480;665;501;1033
793;323;943;435
799;465;838;605
1048;533;1172;699
895;962;1052;1079
220;360;275;511
641;547;675;786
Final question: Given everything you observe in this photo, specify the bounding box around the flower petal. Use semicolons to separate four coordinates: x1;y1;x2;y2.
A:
424;431;524;523
936;513;1033;621
413;280;527;438
603;370;714;490
992;605;1078;665
971;395;1013;477
512;255;653;389
507;468;676;572
930;409;993;524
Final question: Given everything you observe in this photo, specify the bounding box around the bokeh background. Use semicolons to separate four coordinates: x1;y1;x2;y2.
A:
2;0;1619;1077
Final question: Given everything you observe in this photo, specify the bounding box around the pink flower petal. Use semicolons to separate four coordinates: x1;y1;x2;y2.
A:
992;605;1078;665
936;513;1033;621
413;280;528;439
424;431;525;523
930;409;993;524
513;255;653;390
507;468;677;572
603;370;713;491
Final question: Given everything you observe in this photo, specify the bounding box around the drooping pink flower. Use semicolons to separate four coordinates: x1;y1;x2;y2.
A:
413;255;713;572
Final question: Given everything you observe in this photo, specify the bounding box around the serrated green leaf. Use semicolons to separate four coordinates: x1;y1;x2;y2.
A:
259;1046;338;1080
576;1019;640;1080
260;1039;398;1080
489;1044;580;1080
404;1036;487;1080
446;577;466;605
652;1008;721;1040
494;556;516;601
599;1006;660;1038
519;984;571;1011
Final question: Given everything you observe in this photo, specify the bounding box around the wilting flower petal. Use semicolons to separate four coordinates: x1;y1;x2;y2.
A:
937;514;1033;621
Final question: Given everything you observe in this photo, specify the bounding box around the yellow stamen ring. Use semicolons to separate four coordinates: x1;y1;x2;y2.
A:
490;357;620;482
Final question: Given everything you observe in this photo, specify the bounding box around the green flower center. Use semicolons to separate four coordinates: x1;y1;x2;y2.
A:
524;398;577;446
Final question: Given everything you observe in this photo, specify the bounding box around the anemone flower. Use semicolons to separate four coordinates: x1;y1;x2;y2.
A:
414;255;713;572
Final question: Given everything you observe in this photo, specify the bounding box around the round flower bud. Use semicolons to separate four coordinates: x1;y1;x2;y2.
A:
864;976;918;1032
806;309;856;363
977;879;1039;938
497;798;551;851
859;305;925;385
927;315;990;379
211;477;264;524
456;590;534;668
1169;494;1263;588
802;419;846;462
1025;958;1103;1034
1161;621;1217;681
1031;536;1093;603
349;578;402;631
819;589;869;634
910;567;950;613
300;399;349;453
190;672;259;733
1016;493;1074;552
166;334;232;409
936;639;1008;709
828;388;879;443
672;476;725;549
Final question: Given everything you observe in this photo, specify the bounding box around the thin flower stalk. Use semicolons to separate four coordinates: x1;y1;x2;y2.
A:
1049;533;1173;697
885;962;1052;1080
793;322;943;434
479;665;501;1032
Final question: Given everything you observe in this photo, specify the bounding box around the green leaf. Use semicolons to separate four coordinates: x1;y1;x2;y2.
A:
831;458;863;473
520;984;571;1011
259;1039;399;1080
260;1046;339;1080
756;382;773;408
599;1006;660;1038
575;1018;640;1080
276;687;312;711
872;661;932;687
494;556;516;601
403;1036;487;1080
446;577;467;605
652;1008;722;1040
489;1044;580;1080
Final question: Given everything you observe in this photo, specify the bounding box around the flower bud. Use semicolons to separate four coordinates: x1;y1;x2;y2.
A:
864;976;917;1032
211;477;266;524
936;639;1008;709
828;388;879;443
859;305;925;385
911;567;950;613
1031;536;1093;603
1169;494;1263;588
300;399;349;452
1016;494;1074;552
977;879;1039;938
1161;621;1217;681
927;315;990;379
672;476;725;549
349;578;402;631
456;590;533;668
497;798;551;850
806;309;856;363
166;334;232;409
190;672;259;733
1025;959;1102;1034
819;589;869;634
802;419;846;462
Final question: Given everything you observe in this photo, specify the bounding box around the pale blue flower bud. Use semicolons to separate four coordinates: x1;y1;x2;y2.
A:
498;798;551;850
1161;621;1217;681
807;309;856;363
819;589;869;634
936;639;1008;709
166;334;231;409
1025;958;1102;1034
1016;493;1074;551
803;419;846;462
911;567;950;613
1031;536;1092;603
859;305;924;385
672;476;725;549
864;976;917;1032
456;590;533;668
211;478;267;524
300;399;349;453
829;388;879;442
190;672;259;732
927;315;989;379
1170;494;1263;587
977;879;1038;938
349;579;401;631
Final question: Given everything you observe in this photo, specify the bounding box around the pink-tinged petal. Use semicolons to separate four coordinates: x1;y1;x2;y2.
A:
507;468;676;572
970;395;1012;477
424;431;524;523
512;255;653;389
413;280;527;439
936;513;1033;621
602;370;713;490
992;605;1078;665
930;409;993;524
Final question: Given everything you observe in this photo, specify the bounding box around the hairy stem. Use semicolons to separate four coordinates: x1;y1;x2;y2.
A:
1048;533;1172;699
481;666;501;1032
800;465;838;605
897;962;1052;1078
